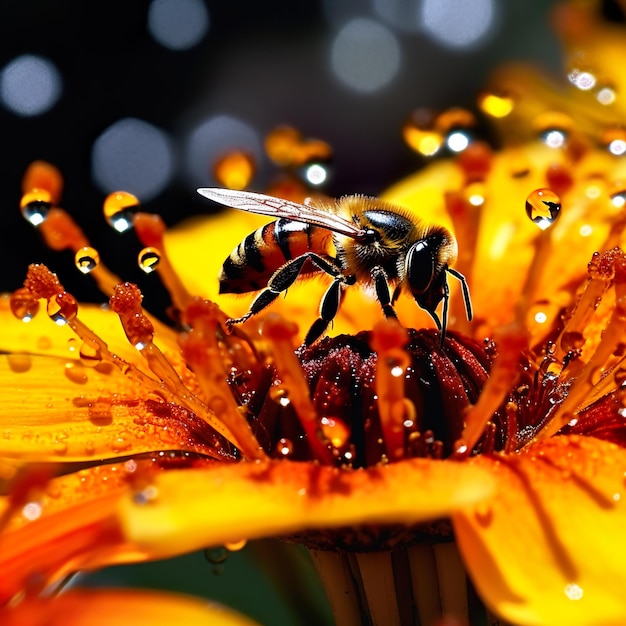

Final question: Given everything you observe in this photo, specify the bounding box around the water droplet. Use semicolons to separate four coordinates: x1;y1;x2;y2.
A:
103;191;140;233
205;546;228;565
269;385;290;406
474;503;492;526
137;247;161;273
596;83;616;106
79;339;103;367
525;188;561;229
402;108;443;157
10;287;40;322
53;440;68;455
46;291;78;325
7;353;32;373
275;437;294;457
133;484;159;505
560;330;585;352
609;185;626;208
213;150;255;190
22;501;43;521
224;539;247;551
74;246;100;274
320;416;350;448
64;362;88;384
534;111;572;148
477;89;514;118
20;189;52;226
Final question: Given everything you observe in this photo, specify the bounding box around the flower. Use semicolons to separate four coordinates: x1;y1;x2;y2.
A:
4;3;626;626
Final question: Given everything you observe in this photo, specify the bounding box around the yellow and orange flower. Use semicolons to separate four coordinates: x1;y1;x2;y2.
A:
3;3;626;625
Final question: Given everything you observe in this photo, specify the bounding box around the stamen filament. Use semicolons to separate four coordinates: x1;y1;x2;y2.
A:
134;213;192;313
371;319;412;461
261;314;334;464
181;299;266;460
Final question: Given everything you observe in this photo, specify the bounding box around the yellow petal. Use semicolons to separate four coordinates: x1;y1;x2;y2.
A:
1;589;260;626
454;435;626;625
0;295;179;363
0;354;224;461
118;457;493;558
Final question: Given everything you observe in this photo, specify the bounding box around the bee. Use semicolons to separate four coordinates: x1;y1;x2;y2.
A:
197;188;472;346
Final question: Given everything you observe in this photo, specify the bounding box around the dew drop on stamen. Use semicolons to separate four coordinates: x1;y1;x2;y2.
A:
10;287;40;322
103;191;140;233
269;386;291;406
525;188;561;230
20;189;52;226
74;246;100;274
46;291;78;325
320;416;350;448
137;247;161;273
275;437;294;457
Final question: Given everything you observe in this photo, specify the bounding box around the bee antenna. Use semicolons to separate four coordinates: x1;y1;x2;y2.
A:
447;267;473;322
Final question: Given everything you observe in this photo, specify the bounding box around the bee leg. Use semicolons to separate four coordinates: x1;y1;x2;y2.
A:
391;284;402;305
372;266;398;319
304;277;345;346
228;252;343;328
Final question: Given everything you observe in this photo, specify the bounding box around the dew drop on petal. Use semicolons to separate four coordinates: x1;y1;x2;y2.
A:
205;546;228;565
74;246;100;274
137;247;161;273
224;539;247;551
103;191;140;233
64;362;88;384
79;339;103;367
525;188;561;230
6;353;32;373
10;287;40;322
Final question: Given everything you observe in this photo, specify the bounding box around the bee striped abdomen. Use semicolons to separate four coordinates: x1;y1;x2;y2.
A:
219;218;331;294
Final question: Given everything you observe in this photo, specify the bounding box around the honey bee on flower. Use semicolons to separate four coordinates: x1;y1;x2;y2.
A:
197;187;472;345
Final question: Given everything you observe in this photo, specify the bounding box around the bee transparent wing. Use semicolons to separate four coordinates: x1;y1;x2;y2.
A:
197;187;366;239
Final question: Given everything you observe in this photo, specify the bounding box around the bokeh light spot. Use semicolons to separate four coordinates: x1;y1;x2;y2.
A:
420;0;496;49
91;118;174;201
147;0;209;50
373;0;421;32
0;55;62;116
185;115;263;187
330;18;401;93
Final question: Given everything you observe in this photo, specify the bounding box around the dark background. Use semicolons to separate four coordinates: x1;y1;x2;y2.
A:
1;0;563;304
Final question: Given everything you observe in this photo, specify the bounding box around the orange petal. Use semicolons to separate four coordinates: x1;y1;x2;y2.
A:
0;463;152;604
0;354;225;462
118;458;493;558
454;435;626;625
1;588;260;626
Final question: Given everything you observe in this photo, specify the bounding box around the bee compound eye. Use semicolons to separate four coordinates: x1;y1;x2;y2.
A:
405;240;435;295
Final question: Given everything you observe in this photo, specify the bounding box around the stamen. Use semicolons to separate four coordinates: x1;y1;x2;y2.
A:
260;314;334;464
180;298;266;460
108;282;241;447
536;249;626;440
133;212;192;313
553;250;614;364
371;318;413;462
